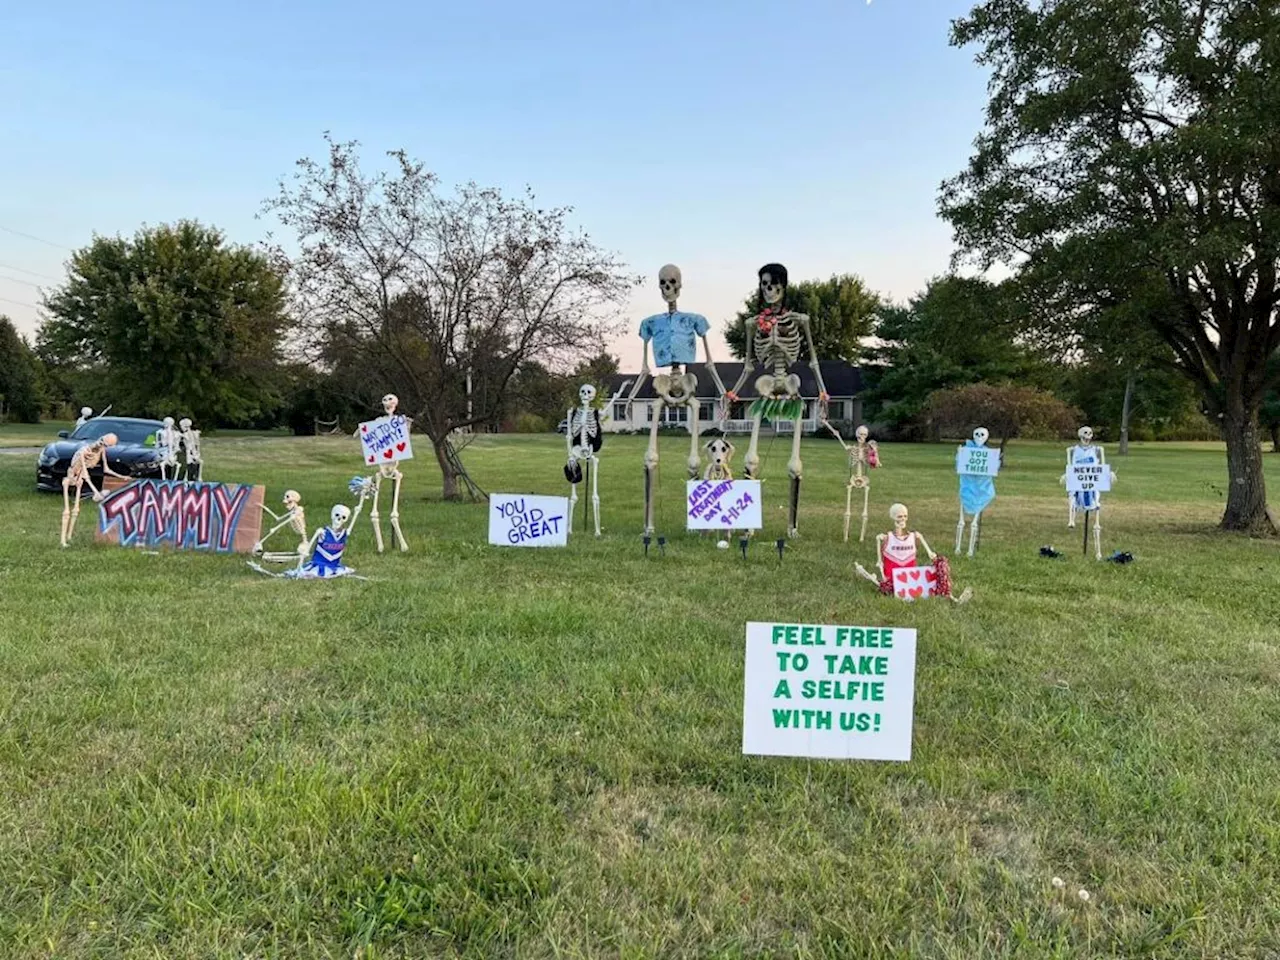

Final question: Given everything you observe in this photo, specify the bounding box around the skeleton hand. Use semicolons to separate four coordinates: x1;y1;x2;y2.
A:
818;391;830;419
1059;473;1067;485
1111;470;1118;481
92;491;106;503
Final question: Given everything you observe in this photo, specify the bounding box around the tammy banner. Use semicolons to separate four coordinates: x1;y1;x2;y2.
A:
96;479;265;553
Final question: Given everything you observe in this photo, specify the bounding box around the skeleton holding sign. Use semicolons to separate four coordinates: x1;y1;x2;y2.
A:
353;393;412;553
955;427;999;557
854;503;971;603
727;264;829;539
565;384;604;537
624;265;728;536
822;421;879;542
1061;426;1117;560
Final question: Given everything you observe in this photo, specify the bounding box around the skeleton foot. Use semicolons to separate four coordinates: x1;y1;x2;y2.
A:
686;453;700;478
389;514;408;552
744;452;760;479
952;587;973;604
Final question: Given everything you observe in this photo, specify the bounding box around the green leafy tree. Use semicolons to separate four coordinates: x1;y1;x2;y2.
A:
941;0;1280;532
863;275;1055;436
0;316;45;422
39;221;289;424
724;273;881;362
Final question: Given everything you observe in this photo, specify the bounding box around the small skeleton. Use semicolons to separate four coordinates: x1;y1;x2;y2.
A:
854;503;971;603
250;479;372;580
75;407;93;430
1061;426;1117;560
727;264;828;538
703;437;735;481
352;394;410;552
822;421;879;542
624;265;728;535
565;383;603;537
60;433;126;547
253;489;308;565
178;418;202;481
956;426;996;557
155;417;180;480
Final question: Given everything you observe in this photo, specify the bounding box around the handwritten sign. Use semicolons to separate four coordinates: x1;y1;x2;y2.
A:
488;494;568;547
891;566;937;600
96;479;265;553
358;415;413;466
742;622;918;761
956;446;1001;476
686;479;763;530
1066;463;1112;494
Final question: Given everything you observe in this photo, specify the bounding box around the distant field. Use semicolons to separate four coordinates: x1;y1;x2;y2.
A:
0;421;290;447
1;432;1277;958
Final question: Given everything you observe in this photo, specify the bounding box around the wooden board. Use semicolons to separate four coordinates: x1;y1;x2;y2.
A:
95;479;265;554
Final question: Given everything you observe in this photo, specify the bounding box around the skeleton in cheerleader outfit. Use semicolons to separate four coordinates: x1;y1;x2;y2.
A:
1061;426;1117;560
564;384;603;536
822;420;879;542
249;478;372;579
956;427;997;557
854;503;971;603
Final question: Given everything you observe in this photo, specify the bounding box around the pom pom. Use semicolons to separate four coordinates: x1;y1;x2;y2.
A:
933;555;953;597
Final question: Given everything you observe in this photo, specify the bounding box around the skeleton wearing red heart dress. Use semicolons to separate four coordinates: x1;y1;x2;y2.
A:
854;503;971;603
351;393;409;552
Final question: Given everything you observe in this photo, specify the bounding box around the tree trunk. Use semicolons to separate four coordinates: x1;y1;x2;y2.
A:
433;436;460;501
1220;404;1277;533
1271;423;1279;454
1118;371;1135;455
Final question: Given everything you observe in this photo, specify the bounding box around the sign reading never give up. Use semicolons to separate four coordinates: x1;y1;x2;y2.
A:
742;621;918;761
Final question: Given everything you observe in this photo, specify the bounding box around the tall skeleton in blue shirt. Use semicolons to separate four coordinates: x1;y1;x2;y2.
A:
624;265;728;535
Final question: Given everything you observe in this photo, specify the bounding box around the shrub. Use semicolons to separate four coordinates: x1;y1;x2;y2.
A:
925;383;1081;446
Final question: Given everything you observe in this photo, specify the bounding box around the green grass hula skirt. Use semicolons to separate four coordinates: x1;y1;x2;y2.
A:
749;396;805;421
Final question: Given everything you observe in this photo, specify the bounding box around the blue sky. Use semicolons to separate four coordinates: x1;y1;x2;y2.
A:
0;0;989;369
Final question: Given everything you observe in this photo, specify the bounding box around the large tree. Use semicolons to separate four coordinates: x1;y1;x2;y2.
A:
0;316;44;422
261;136;638;499
863;274;1055;434
39;221;289;424
724;273;881;362
941;0;1280;532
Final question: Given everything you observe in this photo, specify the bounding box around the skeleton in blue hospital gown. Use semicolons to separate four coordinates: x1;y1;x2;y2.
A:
1061;426;1117;559
956;427;998;556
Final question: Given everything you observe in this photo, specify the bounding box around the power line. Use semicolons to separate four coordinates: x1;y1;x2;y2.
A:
0;261;59;282
0;224;73;250
0;294;38;309
0;272;42;289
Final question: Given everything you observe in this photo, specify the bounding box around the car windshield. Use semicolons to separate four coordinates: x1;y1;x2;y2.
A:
71;419;159;445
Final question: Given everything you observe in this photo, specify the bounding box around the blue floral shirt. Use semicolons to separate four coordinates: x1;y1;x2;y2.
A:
639;311;709;367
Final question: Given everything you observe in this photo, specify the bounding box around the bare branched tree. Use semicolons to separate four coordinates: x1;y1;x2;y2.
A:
260;134;640;499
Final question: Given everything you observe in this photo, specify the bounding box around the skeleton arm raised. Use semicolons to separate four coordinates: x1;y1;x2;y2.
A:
700;333;728;418
821;419;851;451
624;340;652;421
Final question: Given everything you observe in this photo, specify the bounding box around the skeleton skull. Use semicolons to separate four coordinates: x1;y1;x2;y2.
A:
382;394;399;416
889;502;908;533
658;264;682;305
178;418;192;431
163;416;175;428
98;433;119;448
283;489;301;508
331;504;351;529
855;425;869;443
80;406;92;418
1078;426;1094;444
758;263;788;306
973;427;990;446
579;384;597;406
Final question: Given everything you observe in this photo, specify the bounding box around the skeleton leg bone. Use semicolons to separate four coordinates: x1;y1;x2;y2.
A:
388;473;407;552
1093;509;1103;561
956;508;966;554
369;475;386;553
968;511;981;557
843;484;853;543
786;416;804;538
643;404;662;535
590;455;601;537
686;398;701;478
860;483;870;543
1068;498;1076;528
60;478;75;547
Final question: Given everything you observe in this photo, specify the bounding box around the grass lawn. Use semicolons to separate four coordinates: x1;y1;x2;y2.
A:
1;430;1278;958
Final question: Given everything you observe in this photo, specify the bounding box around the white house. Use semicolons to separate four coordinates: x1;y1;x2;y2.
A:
602;361;865;435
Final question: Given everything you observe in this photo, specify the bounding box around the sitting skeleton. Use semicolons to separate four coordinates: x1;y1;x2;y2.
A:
249;478;371;580
178;418;202;481
727;263;828;538
60;433;126;547
565;384;603;537
702;437;735;481
854;503;971;603
253;489;308;564
75;406;94;430
155;416;180;480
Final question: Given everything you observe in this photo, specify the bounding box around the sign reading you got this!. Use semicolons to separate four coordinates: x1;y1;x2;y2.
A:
359;415;414;466
955;445;1001;476
742;621;918;761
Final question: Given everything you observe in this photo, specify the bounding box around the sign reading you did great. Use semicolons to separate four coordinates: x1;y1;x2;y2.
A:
742;621;918;762
488;494;568;547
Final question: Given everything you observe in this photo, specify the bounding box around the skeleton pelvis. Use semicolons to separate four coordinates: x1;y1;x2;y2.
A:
654;372;696;404
755;373;801;399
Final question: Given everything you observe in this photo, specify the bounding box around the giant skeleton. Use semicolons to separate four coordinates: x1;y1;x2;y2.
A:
625;265;727;535
727;263;828;538
564;384;603;537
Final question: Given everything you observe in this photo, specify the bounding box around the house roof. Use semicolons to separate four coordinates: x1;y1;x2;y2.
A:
605;361;862;402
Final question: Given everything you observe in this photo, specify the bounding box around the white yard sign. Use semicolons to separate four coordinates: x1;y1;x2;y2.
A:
358;415;414;466
1066;462;1112;494
955;445;1001;476
488;494;569;547
891;566;938;600
686;479;763;530
742;621;918;762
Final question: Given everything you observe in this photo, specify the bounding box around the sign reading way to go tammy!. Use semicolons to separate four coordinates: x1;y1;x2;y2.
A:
742;621;918;762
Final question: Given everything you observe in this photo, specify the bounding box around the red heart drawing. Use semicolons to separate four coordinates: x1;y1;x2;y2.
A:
383;449;394;459
909;570;920;581
367;455;375;464
924;569;937;583
361;424;368;432
909;586;923;598
396;442;406;452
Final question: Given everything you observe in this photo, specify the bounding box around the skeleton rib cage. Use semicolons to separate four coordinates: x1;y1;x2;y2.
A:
755;318;803;373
